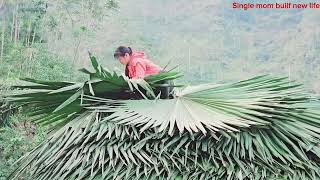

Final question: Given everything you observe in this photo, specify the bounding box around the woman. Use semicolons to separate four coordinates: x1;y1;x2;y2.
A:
113;46;162;79
114;46;173;99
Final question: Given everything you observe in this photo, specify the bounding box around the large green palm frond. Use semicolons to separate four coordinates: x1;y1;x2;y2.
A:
4;53;182;129
98;75;311;135
3;54;320;179
0;85;18;127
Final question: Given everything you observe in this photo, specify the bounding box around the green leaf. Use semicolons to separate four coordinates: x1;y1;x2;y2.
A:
53;90;82;113
49;83;83;94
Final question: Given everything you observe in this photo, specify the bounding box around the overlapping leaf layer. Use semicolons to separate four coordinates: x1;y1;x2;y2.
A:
3;55;320;179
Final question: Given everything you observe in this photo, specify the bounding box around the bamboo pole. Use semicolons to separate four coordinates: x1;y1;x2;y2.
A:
14;4;19;46
17;14;20;42
31;27;36;46
10;7;14;41
1;20;5;62
26;18;31;46
28;48;34;77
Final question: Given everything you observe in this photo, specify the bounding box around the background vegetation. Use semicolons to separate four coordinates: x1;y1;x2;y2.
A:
0;0;319;179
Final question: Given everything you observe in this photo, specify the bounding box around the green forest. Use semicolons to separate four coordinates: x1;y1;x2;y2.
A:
1;0;320;179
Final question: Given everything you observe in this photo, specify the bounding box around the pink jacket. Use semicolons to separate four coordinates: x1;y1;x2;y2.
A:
126;51;162;79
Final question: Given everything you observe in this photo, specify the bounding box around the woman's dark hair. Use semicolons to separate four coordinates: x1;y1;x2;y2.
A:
114;46;132;59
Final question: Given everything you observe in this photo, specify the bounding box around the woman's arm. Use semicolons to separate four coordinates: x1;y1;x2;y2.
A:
132;62;147;79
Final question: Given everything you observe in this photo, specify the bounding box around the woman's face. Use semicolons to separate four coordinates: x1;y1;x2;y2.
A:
118;53;130;65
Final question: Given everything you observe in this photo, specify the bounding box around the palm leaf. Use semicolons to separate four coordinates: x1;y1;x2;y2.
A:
3;53;182;129
3;54;320;179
